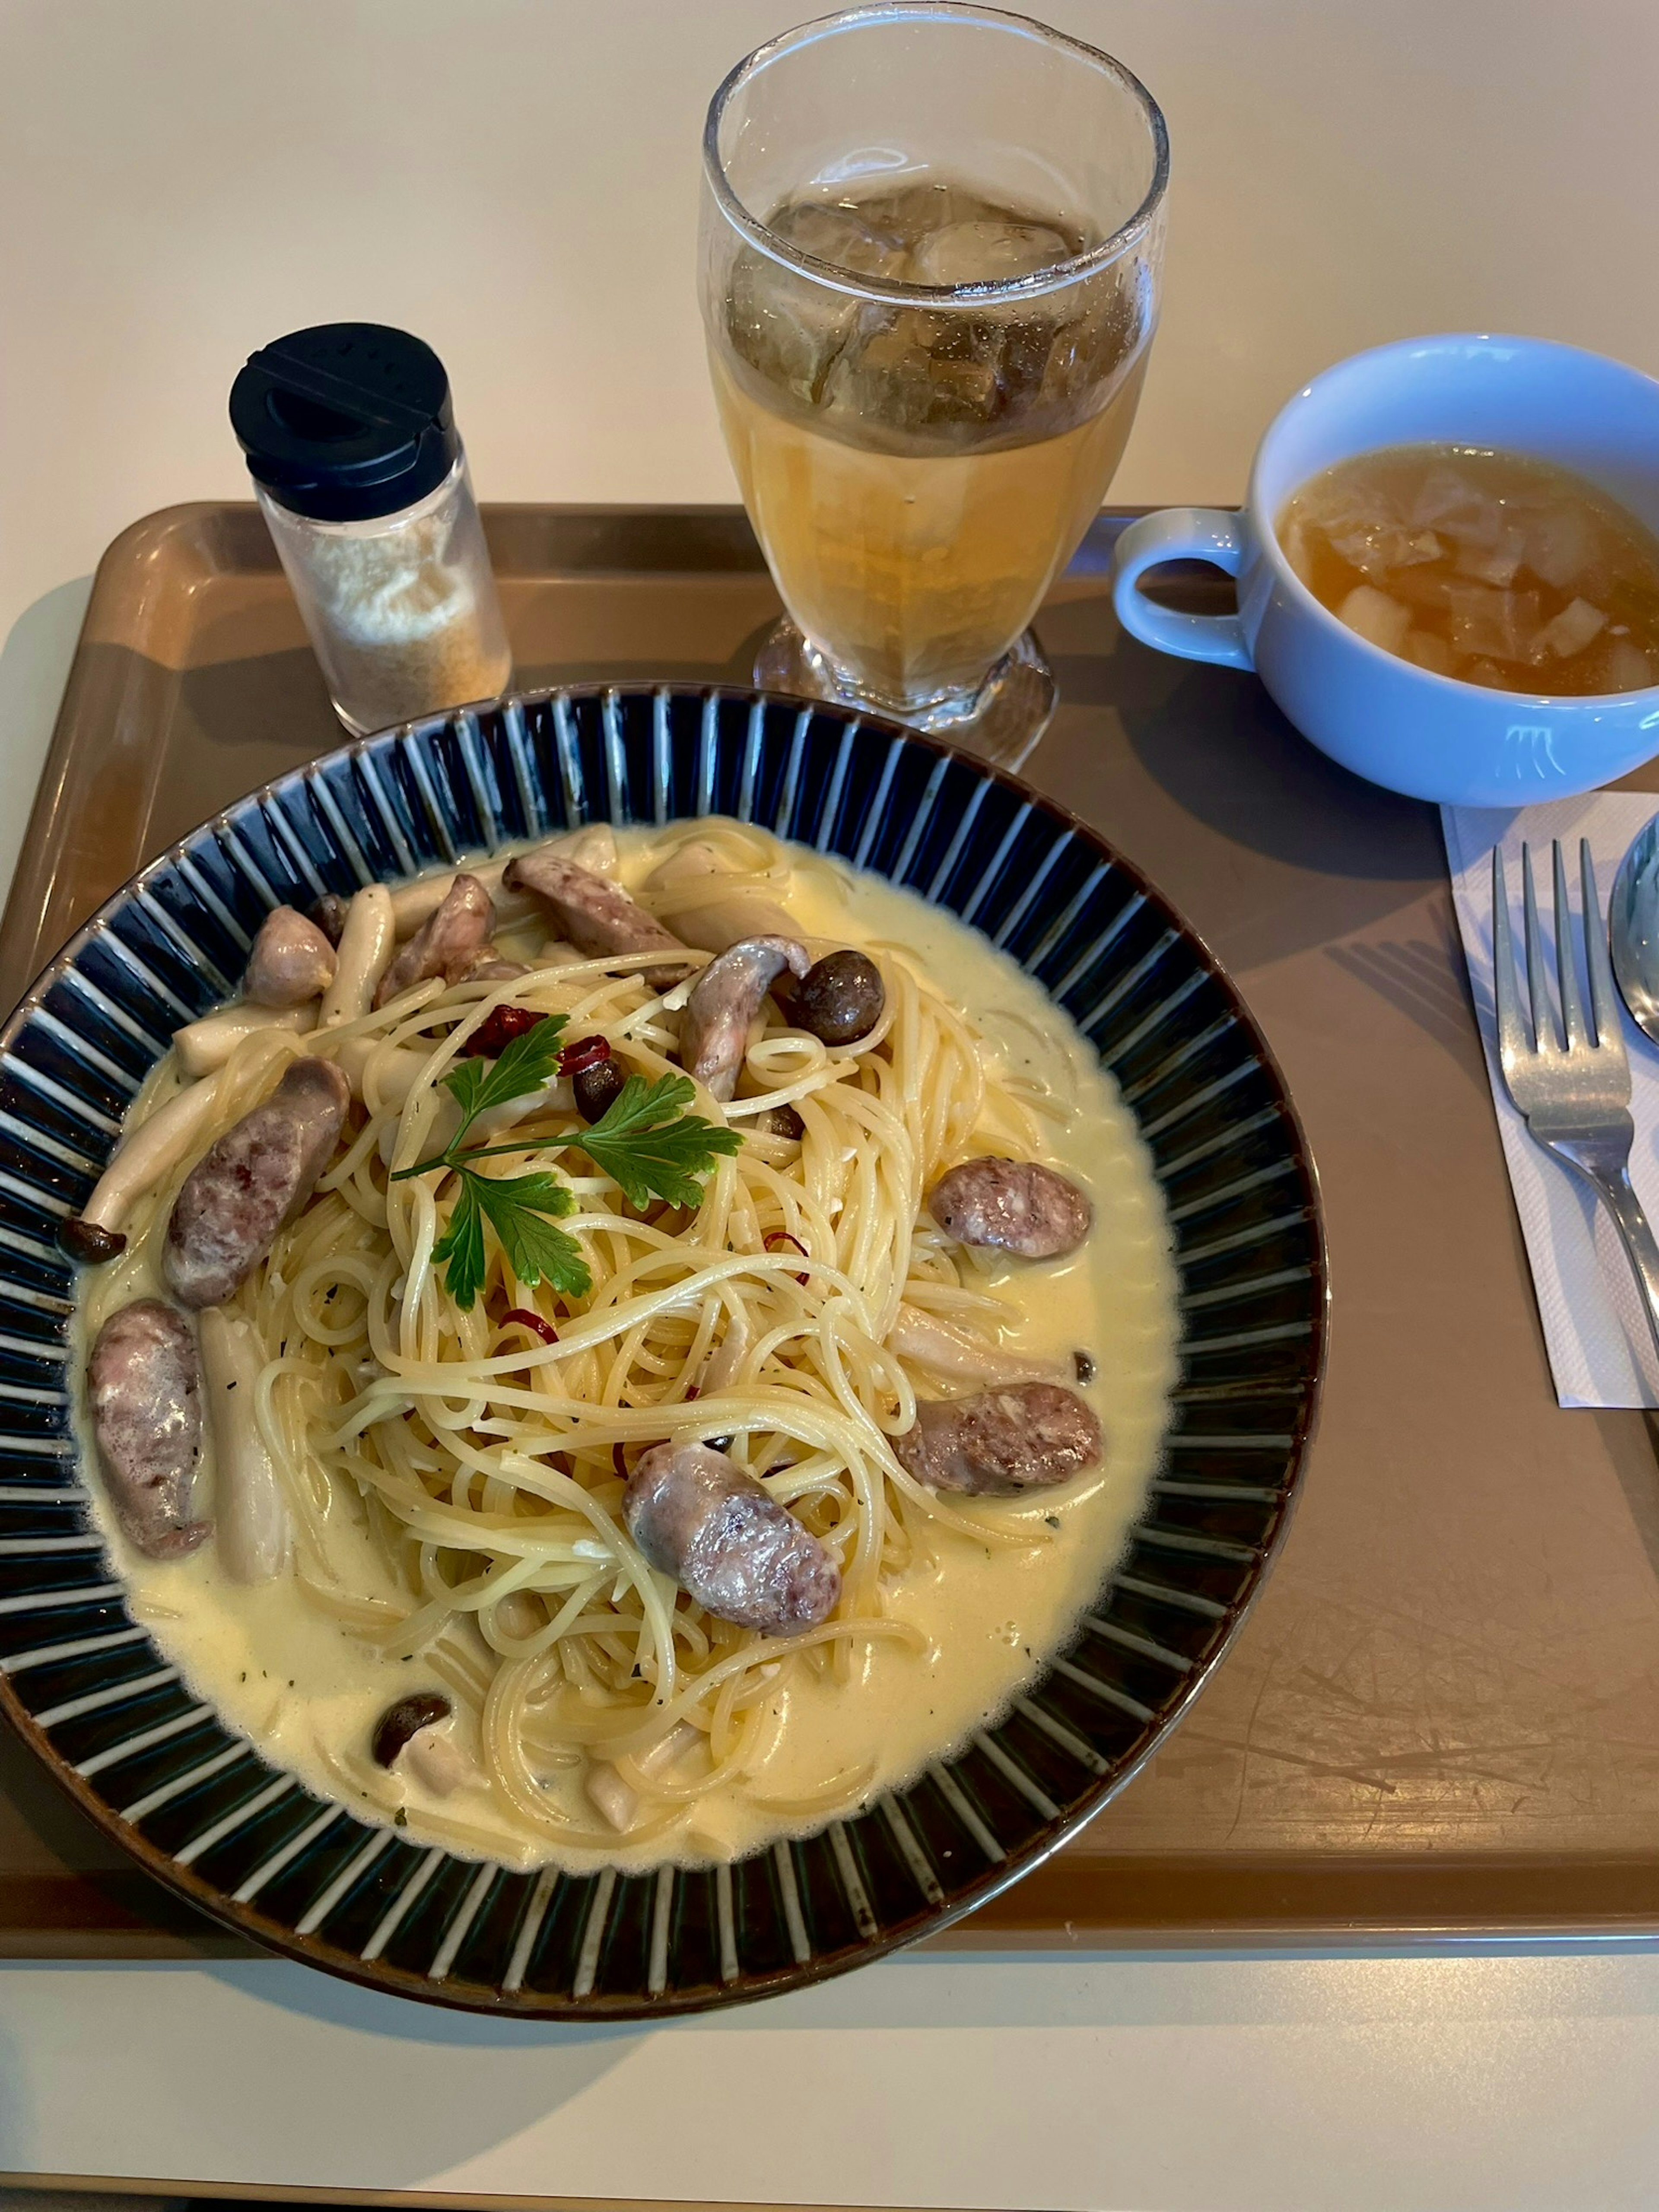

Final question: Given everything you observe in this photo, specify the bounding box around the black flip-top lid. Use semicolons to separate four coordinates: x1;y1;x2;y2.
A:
229;323;461;522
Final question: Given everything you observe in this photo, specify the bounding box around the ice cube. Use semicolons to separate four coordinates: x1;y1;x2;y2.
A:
823;307;1003;432
856;179;1008;243
726;245;858;406
1529;596;1608;661
1337;584;1412;655
908;219;1074;287
771;200;908;282
1037;267;1141;409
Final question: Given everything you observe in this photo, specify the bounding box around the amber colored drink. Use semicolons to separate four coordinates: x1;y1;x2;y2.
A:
710;180;1154;711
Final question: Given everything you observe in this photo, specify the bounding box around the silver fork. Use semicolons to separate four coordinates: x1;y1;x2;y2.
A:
1493;837;1659;1363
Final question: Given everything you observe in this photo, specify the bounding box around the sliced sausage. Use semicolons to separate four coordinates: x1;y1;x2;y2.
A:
88;1300;209;1560
245;906;338;1007
892;1383;1102;1497
373;872;494;1008
928;1158;1093;1260
59;1074;226;1265
466;951;528;983
624;1441;839;1634
503;852;691;991
679;936;809;1102
163;1055;350;1308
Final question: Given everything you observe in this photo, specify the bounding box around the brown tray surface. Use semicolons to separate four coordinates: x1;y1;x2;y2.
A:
6;500;1659;1960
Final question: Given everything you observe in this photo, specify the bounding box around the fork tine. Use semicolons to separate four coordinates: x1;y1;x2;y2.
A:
1521;842;1557;1052
1580;836;1625;1054
1492;845;1529;1065
1554;837;1591;1053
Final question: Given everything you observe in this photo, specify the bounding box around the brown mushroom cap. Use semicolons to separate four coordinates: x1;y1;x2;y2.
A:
786;950;885;1046
60;1217;127;1264
371;1691;452;1768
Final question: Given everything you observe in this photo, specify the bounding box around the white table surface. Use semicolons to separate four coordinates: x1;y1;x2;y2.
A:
6;3;1659;2205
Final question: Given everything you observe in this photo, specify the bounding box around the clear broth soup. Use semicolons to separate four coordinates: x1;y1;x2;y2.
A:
1277;444;1659;696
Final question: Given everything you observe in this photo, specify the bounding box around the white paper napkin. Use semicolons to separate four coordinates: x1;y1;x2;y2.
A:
1443;791;1659;1408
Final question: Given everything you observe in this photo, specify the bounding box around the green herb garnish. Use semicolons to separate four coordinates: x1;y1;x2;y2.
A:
393;1019;741;1309
569;1071;744;1211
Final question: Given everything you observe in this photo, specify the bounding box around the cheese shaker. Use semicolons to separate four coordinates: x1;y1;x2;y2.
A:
230;322;511;736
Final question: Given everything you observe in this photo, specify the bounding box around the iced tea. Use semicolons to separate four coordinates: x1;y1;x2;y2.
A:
709;178;1154;709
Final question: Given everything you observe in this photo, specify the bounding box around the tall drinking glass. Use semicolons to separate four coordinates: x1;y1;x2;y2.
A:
699;3;1168;766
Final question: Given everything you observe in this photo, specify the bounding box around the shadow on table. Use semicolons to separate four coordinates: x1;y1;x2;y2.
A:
1054;630;1440;882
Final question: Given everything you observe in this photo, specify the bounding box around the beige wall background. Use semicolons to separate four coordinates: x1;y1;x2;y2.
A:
5;0;1658;643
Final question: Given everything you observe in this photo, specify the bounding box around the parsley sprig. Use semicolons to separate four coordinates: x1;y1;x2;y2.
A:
391;1017;741;1310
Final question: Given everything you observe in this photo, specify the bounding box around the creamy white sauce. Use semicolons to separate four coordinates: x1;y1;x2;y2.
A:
76;832;1177;1871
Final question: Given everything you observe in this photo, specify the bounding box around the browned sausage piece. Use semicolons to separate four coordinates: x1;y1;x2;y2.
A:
624;1441;840;1634
163;1056;350;1308
245;906;338;1007
680;936;809;1102
503;852;691;991
892;1383;1102;1497
928;1158;1093;1260
89;1300;210;1559
374;873;495;1008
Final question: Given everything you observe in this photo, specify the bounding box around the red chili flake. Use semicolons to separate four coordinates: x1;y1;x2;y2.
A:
461;1005;546;1059
683;1384;699;1402
501;1308;558;1347
764;1230;810;1286
560;1033;612;1077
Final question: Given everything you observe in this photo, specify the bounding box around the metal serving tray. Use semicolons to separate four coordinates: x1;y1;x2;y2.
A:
5;500;1659;1958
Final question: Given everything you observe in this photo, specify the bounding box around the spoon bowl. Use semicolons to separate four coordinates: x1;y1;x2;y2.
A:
1610;813;1659;1043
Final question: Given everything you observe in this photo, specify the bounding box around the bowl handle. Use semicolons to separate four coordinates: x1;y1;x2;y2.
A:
1111;508;1253;670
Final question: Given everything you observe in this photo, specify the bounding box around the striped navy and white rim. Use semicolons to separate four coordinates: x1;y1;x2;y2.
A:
0;685;1325;2015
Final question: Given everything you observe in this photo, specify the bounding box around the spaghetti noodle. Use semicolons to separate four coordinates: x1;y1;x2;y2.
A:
77;823;1176;1869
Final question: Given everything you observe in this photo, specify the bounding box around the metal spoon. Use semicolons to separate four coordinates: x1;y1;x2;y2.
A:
1610;811;1659;1042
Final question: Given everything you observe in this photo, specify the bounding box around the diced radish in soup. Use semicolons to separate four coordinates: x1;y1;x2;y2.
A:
1605;637;1654;691
1523;502;1595;591
1337;584;1412;654
1530;597;1608;661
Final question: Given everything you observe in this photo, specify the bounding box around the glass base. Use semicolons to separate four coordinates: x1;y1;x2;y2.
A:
751;620;1056;772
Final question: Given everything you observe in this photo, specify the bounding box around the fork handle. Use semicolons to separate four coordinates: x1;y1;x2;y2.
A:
1551;1140;1659;1366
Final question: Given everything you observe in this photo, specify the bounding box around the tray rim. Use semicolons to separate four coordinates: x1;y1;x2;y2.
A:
10;497;1631;1957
